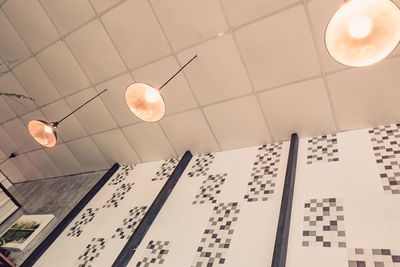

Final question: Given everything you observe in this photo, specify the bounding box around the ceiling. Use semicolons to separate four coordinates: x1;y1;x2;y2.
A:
0;0;400;183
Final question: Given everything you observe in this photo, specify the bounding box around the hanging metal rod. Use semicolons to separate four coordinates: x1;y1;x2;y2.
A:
159;55;198;90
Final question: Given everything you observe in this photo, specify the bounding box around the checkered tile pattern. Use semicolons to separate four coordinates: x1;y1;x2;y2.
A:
369;124;400;194
188;153;215;178
67;208;99;237
112;206;148;240
348;248;400;267
102;183;134;208
152;158;180;181
306;134;339;164
75;238;106;267
302;198;346;248
136;240;170;267
192;202;240;267
109;164;135;186
244;143;282;202
192;173;227;205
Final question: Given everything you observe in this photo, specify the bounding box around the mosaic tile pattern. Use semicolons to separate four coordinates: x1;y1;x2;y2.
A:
136;240;170;267
306;134;339;164
75;238;106;267
152;158;180;181
193;173;227;205
112;206;148;240
302;198;346;248
369;124;400;194
108;164;135;186
192;202;240;267
67;208;99;237
244;143;282;202
348;248;400;267
188;153;215;178
102;183;134;208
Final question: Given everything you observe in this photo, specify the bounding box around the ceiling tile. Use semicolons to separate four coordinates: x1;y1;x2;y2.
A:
65;19;126;83
220;0;299;27
0;10;31;66
328;57;400;131
235;5;320;90
95;73;139;127
203;95;271;150
26;149;62;178
0;97;16;123
132;56;197;115
3;118;40;152
66;137;109;171
0;58;8;74
41;100;87;142
10;154;43;181
65;88;117;134
40;0;96;35
37;41;91;96
160;109;219;155
0;126;19;155
2;0;59;52
0;159;25;183
13;58;61;106
150;0;229;50
177;34;252;105
101;0;171;69
0;72;37;115
46;143;84;175
89;0;124;14
92;129;140;164
122;122;175;162
258;78;336;140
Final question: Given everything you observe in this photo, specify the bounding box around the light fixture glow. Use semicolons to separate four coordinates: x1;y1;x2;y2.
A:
325;0;400;67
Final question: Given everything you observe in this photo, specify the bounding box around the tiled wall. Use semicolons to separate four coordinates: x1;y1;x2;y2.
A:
287;125;400;267
128;142;289;267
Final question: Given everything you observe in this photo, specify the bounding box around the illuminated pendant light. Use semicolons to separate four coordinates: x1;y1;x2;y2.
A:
125;55;198;122
325;0;400;67
28;89;107;148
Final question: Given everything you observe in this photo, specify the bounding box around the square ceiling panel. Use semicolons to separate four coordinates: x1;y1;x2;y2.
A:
0;97;16;123
40;0;96;35
46;144;84;175
3;118;40;153
2;0;59;52
65;19;126;83
177;34;252;105
150;0;229;50
65;88;117;135
13;58;61;106
10;153;43;181
89;0;125;14
37;41;90;96
26;149;62;178
0;158;25;183
92;129;140;164
258;78;337;140
132;56;197;115
101;0;171;69
235;5;320;90
160;109;219;155
203;95;272;150
66;137;109;172
123;122;175;162
0;126;19;156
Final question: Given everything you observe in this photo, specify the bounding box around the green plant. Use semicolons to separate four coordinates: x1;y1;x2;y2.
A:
0;92;35;102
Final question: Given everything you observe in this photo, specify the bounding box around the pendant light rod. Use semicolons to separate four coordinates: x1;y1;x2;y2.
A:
0;153;16;166
57;89;108;124
159;55;198;90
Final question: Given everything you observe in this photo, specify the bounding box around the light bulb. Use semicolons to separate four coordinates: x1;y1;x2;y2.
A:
44;125;53;133
347;16;373;39
144;88;160;103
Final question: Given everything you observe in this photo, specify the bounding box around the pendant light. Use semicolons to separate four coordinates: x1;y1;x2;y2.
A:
28;89;107;148
125;55;198;122
325;0;400;67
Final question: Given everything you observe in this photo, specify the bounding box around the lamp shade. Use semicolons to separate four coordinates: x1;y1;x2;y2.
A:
325;0;400;67
125;83;166;122
27;120;57;148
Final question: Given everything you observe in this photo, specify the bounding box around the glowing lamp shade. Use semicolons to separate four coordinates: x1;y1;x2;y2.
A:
325;0;400;66
28;120;57;148
125;83;166;122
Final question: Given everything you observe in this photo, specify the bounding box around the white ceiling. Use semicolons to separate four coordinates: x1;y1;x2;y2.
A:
0;0;400;183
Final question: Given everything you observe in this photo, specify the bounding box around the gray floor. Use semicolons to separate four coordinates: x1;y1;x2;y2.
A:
0;170;106;266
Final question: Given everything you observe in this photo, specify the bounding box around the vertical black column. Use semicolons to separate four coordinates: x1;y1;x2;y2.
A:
112;151;192;267
272;133;299;267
